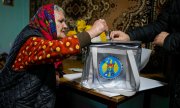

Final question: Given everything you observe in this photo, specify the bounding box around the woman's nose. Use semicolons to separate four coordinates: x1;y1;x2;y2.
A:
63;22;68;28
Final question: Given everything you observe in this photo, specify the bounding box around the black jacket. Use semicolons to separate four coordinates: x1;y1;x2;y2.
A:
128;0;180;52
127;0;180;107
0;26;56;108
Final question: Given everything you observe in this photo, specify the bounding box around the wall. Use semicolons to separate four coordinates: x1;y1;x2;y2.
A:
30;0;153;32
0;0;29;53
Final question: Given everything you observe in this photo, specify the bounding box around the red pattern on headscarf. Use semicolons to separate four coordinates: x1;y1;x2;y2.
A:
29;4;64;74
29;4;57;40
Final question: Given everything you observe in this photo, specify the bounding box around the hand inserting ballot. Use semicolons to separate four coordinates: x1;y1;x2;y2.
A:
87;19;108;39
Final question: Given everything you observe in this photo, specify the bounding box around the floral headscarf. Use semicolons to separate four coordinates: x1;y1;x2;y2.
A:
29;4;57;40
30;4;64;74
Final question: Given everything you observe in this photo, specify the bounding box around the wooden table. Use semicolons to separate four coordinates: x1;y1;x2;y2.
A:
59;59;167;108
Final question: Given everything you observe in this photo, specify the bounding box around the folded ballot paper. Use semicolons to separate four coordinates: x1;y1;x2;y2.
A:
64;48;166;97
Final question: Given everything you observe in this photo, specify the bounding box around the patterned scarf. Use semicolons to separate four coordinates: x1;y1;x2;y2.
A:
29;4;57;40
29;4;64;75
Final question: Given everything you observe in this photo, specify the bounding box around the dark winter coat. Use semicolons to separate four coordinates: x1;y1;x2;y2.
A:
128;0;180;52
0;26;56;108
127;0;180;107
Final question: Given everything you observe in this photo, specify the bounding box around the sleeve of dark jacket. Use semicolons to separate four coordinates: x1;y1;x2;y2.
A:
127;3;170;42
76;31;91;48
127;1;180;52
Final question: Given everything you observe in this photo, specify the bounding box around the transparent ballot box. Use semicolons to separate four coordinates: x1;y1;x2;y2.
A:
81;41;141;96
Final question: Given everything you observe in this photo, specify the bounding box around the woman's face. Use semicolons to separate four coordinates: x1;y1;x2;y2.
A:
54;10;68;39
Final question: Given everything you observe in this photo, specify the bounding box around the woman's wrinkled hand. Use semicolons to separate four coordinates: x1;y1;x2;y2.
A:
87;19;108;38
56;73;60;85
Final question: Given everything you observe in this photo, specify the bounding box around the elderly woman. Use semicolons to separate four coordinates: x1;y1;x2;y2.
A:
0;4;108;108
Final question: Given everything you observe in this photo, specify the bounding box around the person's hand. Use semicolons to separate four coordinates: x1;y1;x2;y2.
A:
56;72;60;85
152;31;169;47
87;19;108;38
110;31;130;41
